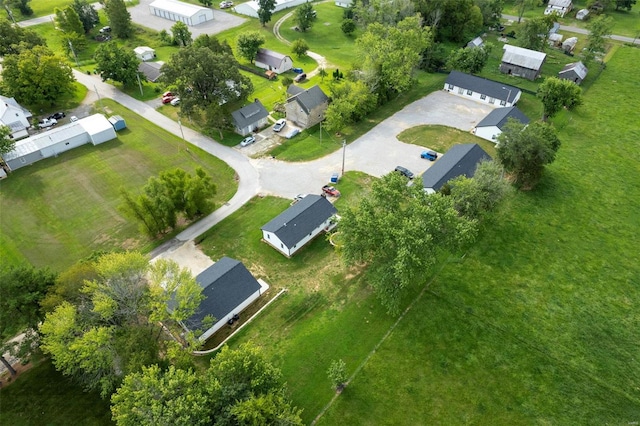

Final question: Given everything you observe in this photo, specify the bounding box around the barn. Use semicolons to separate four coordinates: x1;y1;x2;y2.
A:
558;61;588;85
500;45;546;81
255;48;293;74
148;0;214;26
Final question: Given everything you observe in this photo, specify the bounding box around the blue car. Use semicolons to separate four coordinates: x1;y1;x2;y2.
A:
292;67;304;74
420;150;438;161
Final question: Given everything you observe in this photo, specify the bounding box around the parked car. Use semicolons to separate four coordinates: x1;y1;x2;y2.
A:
161;94;175;104
170;97;180;106
273;119;286;132
420;150;438;161
70;116;79;123
291;194;306;205
219;1;233;8
394;166;414;179
48;112;66;120
162;91;174;98
292;67;304;74
99;26;111;34
294;73;307;83
38;118;57;128
322;185;341;197
240;135;256;147
285;128;300;139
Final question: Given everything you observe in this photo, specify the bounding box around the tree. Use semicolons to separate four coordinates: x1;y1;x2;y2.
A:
4;0;33;16
148;258;204;324
193;33;233;55
111;365;211;426
341;18;356;36
94;42;141;87
104;0;133;39
0;125;15;155
236;31;265;63
475;0;503;27
0;19;45;56
496;119;561;189
615;0;637;10
55;6;88;54
318;67;327;81
230;392;304;425
514;0;535;23
583;15;614;64
353;0;415;27
324;80;378;133
340;173;477;314
171;21;192;47
40;260;98;313
257;0;276;26
71;0;99;33
439;0;483;42
327;359;347;391
291;38;309;57
199;0;213;5
294;2;316;32
537;77;583;121
0;45;75;106
446;43;493;74
356;15;431;101
448;160;511;219
420;42;448;71
518;16;555;51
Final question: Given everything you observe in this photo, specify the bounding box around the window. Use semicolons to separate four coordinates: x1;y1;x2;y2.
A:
480;94;486;100
65;142;70;146
457;88;464;95
267;234;270;239
448;84;454;90
488;97;495;104
466;90;473;96
280;243;284;248
20;157;26;163
500;100;507;106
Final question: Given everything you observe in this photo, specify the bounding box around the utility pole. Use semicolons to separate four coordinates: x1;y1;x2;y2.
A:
178;119;187;152
94;84;105;113
136;72;143;97
341;139;346;176
68;40;80;67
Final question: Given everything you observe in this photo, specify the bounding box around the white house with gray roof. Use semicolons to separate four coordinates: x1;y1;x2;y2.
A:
444;71;521;107
285;85;329;129
545;0;573;17
261;194;337;257
558;61;588;85
0;95;32;141
500;45;547;80
474;106;530;142
255;48;293;74
231;100;269;136
422;144;492;194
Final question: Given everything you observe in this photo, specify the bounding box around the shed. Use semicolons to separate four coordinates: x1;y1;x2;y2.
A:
466;36;484;49
138;61;164;82
261;194;337;257
548;33;563;46
576;9;589;20
500;45;546;80
108;115;127;131
183;257;269;342
149;0;214;26
285;85;329;129
422;144;491;194
82;114;117;144
255;48;293;74
558;61;588;85
134;46;156;62
444;71;521;107
474;106;530;142
562;37;578;53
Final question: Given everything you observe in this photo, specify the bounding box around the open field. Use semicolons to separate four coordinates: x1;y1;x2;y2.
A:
0;99;237;271
397;124;496;157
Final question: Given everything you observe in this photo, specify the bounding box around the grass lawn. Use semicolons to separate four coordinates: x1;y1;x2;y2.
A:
0;99;237;271
397;124;497;157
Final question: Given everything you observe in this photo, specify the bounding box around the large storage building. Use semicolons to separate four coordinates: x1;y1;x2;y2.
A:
149;0;214;26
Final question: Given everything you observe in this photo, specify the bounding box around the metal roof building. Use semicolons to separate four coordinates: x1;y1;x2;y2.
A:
500;45;547;80
149;0;214;26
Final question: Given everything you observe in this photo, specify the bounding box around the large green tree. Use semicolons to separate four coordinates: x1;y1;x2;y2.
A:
71;0;99;33
496;119;561;189
55;5;87;54
291;38;309;57
475;0;503;27
171;21;192;47
236;30;265;63
257;0;276;26
439;0;483;42
353;0;415;27
518;15;555;51
104;0;132;39
446;43;493;74
0;19;45;56
0;124;16;155
294;1;316;32
0;45;75;106
537;76;583;121
324;80;378;133
340;173;478;314
94;42;141;87
514;0;535;23
40;260;99;313
583;15;614;64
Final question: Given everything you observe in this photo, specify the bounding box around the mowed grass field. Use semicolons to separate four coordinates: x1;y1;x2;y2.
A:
0;99;237;271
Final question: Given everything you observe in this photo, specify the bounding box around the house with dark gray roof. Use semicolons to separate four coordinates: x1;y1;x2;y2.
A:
500;45;546;80
422;144;492;194
474;106;530;142
285;85;329;129
444;71;521;107
183;257;269;342
261;194;337;257
231;100;269;136
255;48;293;74
558;61;588;85
138;61;164;83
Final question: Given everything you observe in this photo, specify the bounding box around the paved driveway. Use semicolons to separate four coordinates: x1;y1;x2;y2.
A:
253;90;494;198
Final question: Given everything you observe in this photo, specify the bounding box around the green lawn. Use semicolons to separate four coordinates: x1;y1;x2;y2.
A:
397;124;497;157
0;99;237;271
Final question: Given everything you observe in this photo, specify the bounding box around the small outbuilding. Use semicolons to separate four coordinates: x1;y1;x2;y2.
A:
422;144;492;194
285;85;329;129
500;45;546;81
558;61;588;85
149;0;214;26
183;257;269;342
444;71;521;107
576;9;589;20
255;48;293;74
474;106;530;142
261;194;337;257
466;36;484;49
108;115;127;131
231;100;269;136
562;37;578;53
134;46;156;62
138;62;164;83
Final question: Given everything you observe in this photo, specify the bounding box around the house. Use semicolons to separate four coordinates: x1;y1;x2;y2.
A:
544;0;573;17
1;114;117;172
562;37;578;53
422;143;492;194
558;61;588;85
335;0;353;7
183;257;269;342
255;48;293;74
466;36;484;49
234;0;310;18
138;61;164;83
473;106;530;142
0;95;32;141
261;194;337;257
444;71;521;107
148;0;214;26
285;85;329;129
576;8;589;20
500;45;546;81
231;100;269;136
134;46;156;62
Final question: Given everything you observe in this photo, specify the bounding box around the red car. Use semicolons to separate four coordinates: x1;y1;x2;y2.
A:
322;185;341;197
161;92;175;104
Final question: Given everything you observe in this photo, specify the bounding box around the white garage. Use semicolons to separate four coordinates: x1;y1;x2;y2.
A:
149;0;214;26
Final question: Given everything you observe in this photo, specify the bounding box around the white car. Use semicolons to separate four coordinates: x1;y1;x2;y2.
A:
38;118;57;128
170;97;180;106
273;119;286;132
240;135;256;147
220;1;233;8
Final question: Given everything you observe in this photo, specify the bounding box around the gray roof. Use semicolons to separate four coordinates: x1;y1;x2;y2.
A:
476;106;530;130
549;0;572;7
467;36;484;48
255;48;291;68
231;100;269;129
286;85;305;96
261;194;337;248
549;22;560;35
286;85;329;114
0;94;32;118
559;61;588;80
422;144;492;191
138;62;163;82
186;257;261;331
501;45;546;71
445;71;521;103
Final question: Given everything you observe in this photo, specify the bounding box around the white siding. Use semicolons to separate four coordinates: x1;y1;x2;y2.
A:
198;288;262;342
474;125;501;142
263;217;333;257
262;230;290;257
443;83;520;107
39;133;90;158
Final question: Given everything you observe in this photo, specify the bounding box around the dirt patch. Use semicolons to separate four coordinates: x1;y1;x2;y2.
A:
0;362;34;388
